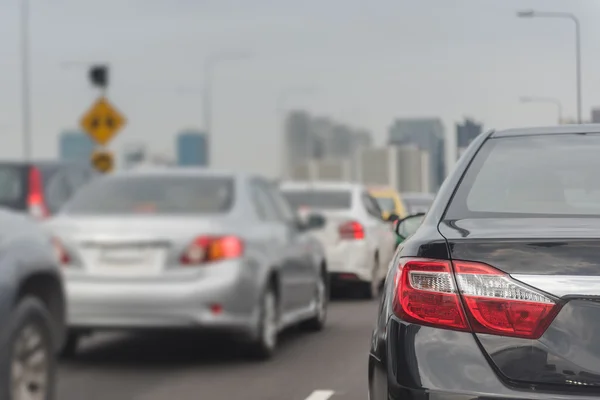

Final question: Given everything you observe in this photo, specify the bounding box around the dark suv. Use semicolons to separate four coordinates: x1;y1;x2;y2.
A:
0;161;97;219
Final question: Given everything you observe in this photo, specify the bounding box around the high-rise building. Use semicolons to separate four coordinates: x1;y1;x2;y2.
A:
176;131;208;166
283;110;373;179
354;130;373;149
356;145;427;192
284;110;314;175
456;118;482;148
388;117;445;191
592;108;600;123
456;118;483;160
59;130;95;162
310;117;334;160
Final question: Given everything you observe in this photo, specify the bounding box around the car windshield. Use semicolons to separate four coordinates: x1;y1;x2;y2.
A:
446;134;600;217
281;189;352;210
373;196;395;212
62;175;235;215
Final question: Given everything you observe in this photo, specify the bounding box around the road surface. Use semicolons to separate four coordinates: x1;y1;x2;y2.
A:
58;297;378;400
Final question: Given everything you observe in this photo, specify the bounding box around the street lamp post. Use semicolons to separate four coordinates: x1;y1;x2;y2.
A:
519;96;564;124
203;52;251;166
517;9;582;124
20;0;31;160
277;86;318;179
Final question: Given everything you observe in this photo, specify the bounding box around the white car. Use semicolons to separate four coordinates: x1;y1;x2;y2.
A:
280;181;397;298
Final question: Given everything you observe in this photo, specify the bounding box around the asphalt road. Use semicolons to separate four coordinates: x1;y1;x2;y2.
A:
57;296;378;400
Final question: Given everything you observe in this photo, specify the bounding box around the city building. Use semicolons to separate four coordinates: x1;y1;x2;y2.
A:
58;130;95;163
419;150;431;193
284;110;314;175
329;124;355;158
356;145;427;193
310;117;335;160
456;118;483;160
313;158;353;182
388;117;445;192
176;131;208;166
592;108;600;123
354;130;373;149
283;110;374;179
396;144;425;193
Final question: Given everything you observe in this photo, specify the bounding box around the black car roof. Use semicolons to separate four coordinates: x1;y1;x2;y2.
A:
492;123;600;138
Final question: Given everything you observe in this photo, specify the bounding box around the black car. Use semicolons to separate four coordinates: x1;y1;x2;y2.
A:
0;161;97;219
369;124;600;400
0;209;66;400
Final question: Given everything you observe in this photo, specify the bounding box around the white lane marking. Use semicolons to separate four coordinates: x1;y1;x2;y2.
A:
304;390;335;400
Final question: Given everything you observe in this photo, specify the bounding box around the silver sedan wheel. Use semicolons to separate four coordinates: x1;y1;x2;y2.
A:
261;291;277;350
10;324;48;400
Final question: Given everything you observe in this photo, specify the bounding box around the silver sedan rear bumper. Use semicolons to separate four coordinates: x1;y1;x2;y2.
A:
63;259;261;336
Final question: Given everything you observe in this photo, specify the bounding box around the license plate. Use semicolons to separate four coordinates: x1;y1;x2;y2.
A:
99;248;148;265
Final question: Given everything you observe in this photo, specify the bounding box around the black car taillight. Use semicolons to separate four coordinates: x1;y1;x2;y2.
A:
392;258;562;339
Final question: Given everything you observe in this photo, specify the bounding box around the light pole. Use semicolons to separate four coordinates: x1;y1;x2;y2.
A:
277;86;318;179
20;0;31;160
517;9;582;124
519;96;563;124
203;52;251;166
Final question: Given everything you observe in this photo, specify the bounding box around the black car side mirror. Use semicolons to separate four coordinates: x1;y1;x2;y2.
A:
395;213;426;238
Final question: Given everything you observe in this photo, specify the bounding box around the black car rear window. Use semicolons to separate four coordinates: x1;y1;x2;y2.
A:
62;175;235;215
281;189;352;210
446;133;600;218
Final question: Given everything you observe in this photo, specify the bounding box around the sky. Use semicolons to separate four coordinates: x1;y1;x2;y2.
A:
0;0;598;177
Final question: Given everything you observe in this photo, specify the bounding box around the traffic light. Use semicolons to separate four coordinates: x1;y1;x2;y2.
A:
89;65;109;88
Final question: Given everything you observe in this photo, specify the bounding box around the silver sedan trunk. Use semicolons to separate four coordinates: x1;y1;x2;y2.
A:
44;169;328;359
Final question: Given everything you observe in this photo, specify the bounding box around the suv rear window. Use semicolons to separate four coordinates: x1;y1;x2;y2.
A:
281;189;352;210
446;134;600;218
62;175;235;215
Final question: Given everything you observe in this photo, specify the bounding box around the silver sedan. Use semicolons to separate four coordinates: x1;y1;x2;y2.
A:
45;168;329;360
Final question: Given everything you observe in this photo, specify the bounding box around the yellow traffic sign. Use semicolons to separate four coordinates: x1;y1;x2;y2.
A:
90;149;114;173
80;96;126;146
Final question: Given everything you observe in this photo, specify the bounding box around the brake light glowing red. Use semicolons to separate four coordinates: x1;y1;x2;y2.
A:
180;235;244;265
338;221;365;240
392;258;561;339
28;167;48;219
394;259;469;330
